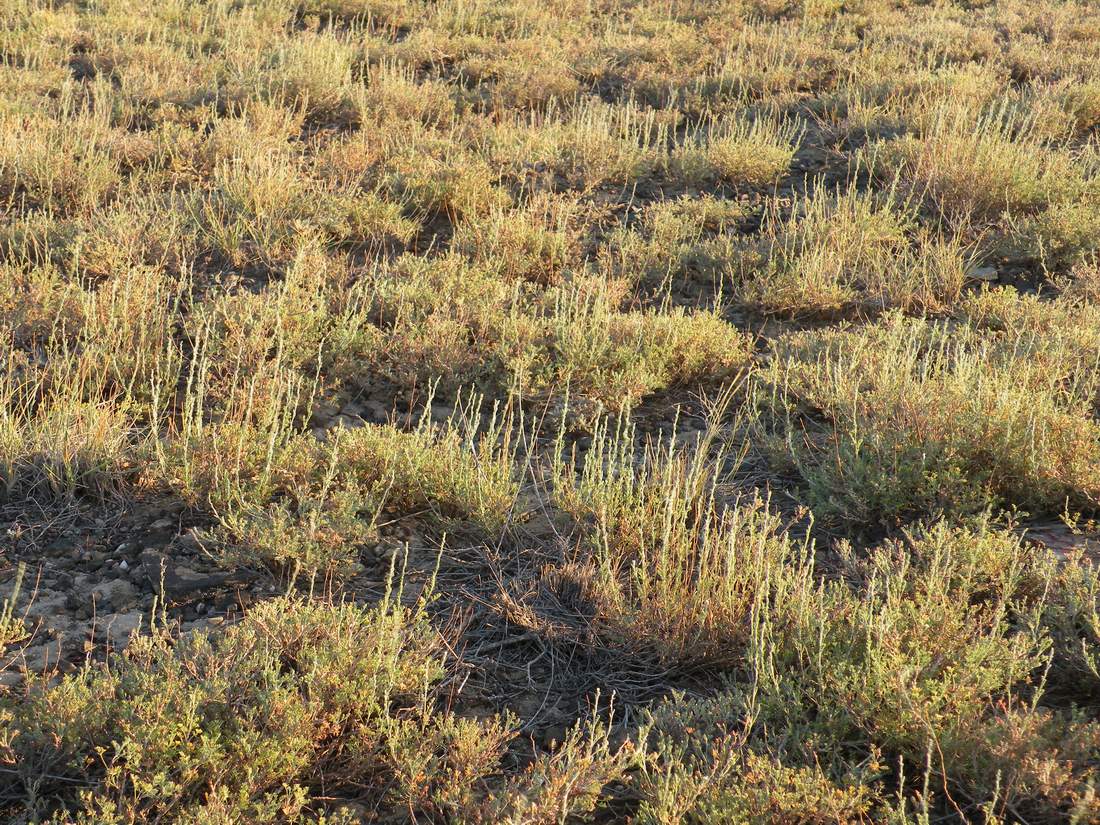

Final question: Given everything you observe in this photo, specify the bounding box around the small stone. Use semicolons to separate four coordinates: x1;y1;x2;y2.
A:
118;560;129;572
540;723;570;747
968;265;998;282
175;530;202;552
45;538;74;553
23;591;68;621
103;611;144;647
139;550;246;598
19;644;56;674
313;400;341;421
91;580;138;611
149;518;174;531
365;400;389;422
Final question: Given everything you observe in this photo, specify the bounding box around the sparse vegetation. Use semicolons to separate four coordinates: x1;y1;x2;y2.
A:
2;0;1099;822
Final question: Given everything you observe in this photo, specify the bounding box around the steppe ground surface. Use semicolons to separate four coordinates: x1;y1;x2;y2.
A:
1;0;1100;821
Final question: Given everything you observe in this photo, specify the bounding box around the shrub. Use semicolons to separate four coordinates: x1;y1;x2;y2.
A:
751;312;1100;526
553;419;812;670
875;108;1087;222
736;183;970;315
0;595;517;822
632;520;1100;823
518;290;751;411
673;114;801;188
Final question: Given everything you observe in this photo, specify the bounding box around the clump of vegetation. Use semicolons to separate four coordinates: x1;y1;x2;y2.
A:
2;0;1100;821
637;521;1100;821
736;182;973;315
752;312;1100;527
0;593;633;822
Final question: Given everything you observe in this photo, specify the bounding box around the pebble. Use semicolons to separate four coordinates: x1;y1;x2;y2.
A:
968;265;998;282
175;531;202;552
118;560;129;572
313;400;341;420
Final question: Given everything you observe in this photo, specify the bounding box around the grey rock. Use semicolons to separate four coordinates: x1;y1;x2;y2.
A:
102;610;144;647
44;538;74;554
92;579;138;611
968;264;999;282
139;551;250;599
174;529;203;552
18;643;58;674
21;591;68;621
